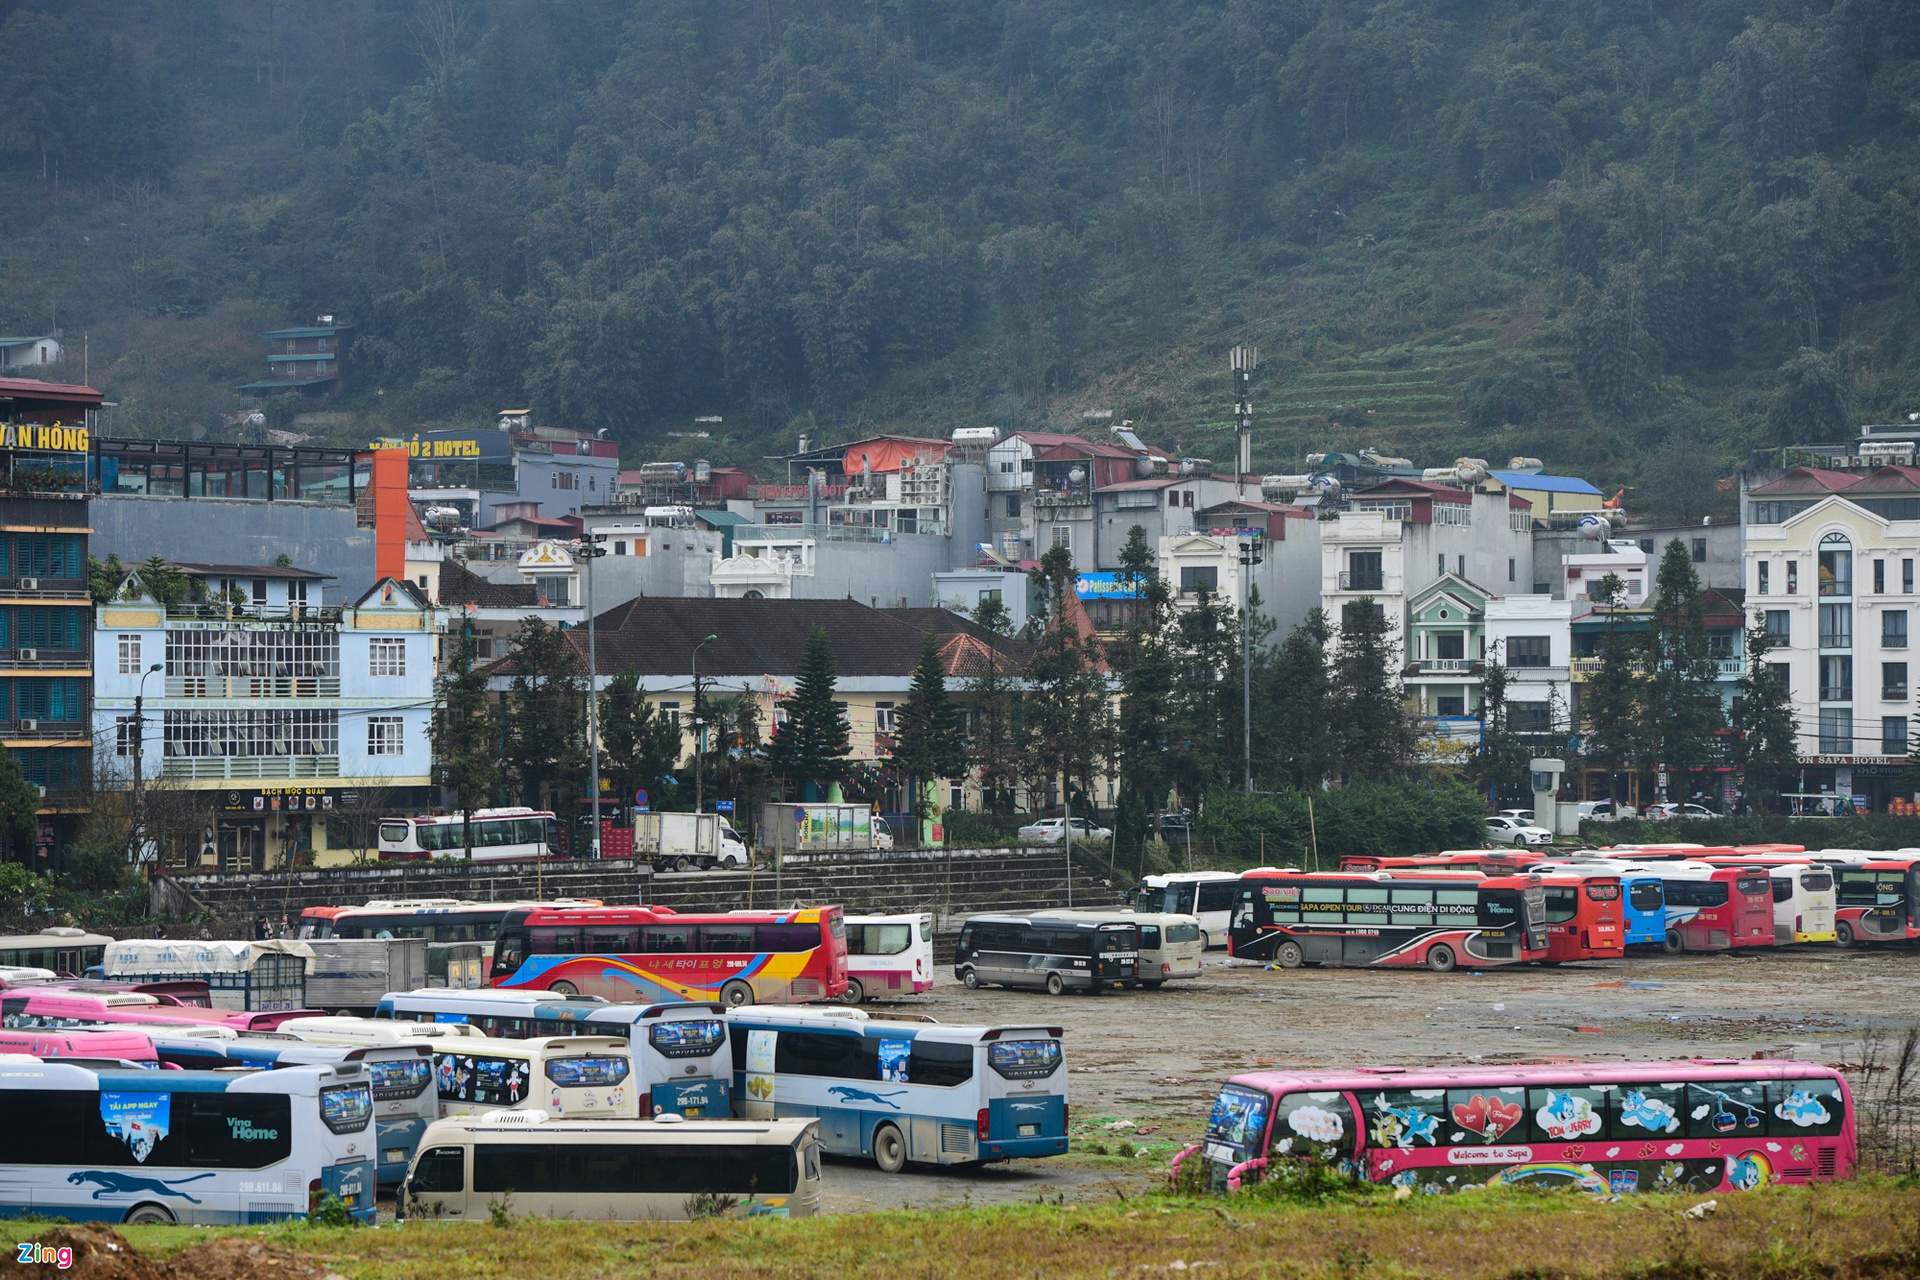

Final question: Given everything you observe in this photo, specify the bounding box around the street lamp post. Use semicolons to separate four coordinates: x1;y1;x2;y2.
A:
1238;536;1264;794
580;535;609;855
132;662;162;869
692;634;717;813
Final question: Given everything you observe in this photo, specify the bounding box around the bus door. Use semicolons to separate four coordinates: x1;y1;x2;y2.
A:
632;1005;730;1118
978;1029;1068;1161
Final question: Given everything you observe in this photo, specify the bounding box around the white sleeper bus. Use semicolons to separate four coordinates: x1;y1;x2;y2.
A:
841;913;934;1002
1136;873;1241;949
378;809;559;862
0;1058;376;1224
724;1007;1067;1171
399;1112;821;1222
432;1036;636;1120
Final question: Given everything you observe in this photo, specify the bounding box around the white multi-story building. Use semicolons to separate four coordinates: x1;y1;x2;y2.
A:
1320;479;1535;660
1744;464;1920;808
94;566;443;871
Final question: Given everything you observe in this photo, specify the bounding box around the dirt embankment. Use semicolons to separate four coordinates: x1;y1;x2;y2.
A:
0;1226;342;1280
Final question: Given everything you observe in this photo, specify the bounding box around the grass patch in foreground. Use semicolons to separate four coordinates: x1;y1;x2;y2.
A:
112;1181;1920;1280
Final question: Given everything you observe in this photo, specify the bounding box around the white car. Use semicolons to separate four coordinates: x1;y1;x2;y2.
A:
1644;803;1719;821
1486;816;1554;846
1496;808;1536;823
1577;800;1637;823
1016;817;1113;844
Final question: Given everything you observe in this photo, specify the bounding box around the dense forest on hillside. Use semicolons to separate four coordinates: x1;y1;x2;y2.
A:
2;0;1918;513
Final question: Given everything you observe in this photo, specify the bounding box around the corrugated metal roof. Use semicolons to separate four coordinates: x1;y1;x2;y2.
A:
1487;471;1604;495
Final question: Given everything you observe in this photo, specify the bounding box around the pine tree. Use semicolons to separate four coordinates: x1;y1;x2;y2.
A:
1265;610;1334;790
889;632;965;832
501;617;587;817
1331;599;1415;780
1020;546;1110;817
1582;573;1646;806
1170;582;1240;801
430;630;501;858
1645;539;1727;803
767;626;850;799
598;673;683;813
1474;642;1533;806
1113;525;1176;861
963;599;1021;815
1734;614;1800;812
0;748;40;863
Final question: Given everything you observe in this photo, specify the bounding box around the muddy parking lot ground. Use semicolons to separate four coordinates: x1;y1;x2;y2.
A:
816;946;1920;1212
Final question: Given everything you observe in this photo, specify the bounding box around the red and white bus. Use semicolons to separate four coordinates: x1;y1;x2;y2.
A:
0;988;321;1033
1339;851;1550;874
490;905;849;1007
1645;862;1776;953
1823;856;1920;947
1183;1059;1854;1196
1229;870;1548;972
1532;872;1626;963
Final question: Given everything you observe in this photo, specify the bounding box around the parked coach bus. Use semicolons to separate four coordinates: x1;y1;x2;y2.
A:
1533;859;1669;947
0;928;112;976
399;1113;822;1223
1534;872;1626;963
1650;863;1776;953
1230;870;1548;971
0;1027;163;1068
1691;855;1838;945
840;913;935;1003
490;905;848;1007
1137;872;1241;949
953;916;1139;994
431;1036;637;1121
0;1058;377;1224
726;1006;1068;1171
1828;856;1920;947
378;808;561;862
0;990;320;1033
1182;1059;1853;1196
298;898;603;984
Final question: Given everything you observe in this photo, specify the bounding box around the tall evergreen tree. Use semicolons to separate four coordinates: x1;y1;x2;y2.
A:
501;617;587;817
430;630;501;858
1169;584;1240;802
1113;525;1177;861
1020;546;1110;817
0;747;40;865
1330;599;1415;780
1474;642;1533;806
1264;610;1334;790
1734;614;1800;812
598;673;683;813
964;598;1021;815
889;632;965;832
1645;538;1727;803
1582;573;1646;806
767;626;850;799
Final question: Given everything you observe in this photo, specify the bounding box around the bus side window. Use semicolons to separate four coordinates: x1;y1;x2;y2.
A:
585;928;638;953
1768;1078;1845;1137
412;1146;465;1193
1544;888;1579;924
1197;882;1236;913
1138;925;1160;949
642;927;690;954
697;925;756;952
1685;1081;1767;1137
1443;1087;1524;1146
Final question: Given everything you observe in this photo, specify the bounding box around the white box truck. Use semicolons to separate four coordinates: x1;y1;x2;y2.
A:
633;811;752;871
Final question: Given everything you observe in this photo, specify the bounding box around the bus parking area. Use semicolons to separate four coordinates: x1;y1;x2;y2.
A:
807;943;1920;1211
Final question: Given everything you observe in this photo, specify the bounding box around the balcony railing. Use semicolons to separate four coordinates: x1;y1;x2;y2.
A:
1820;578;1851;597
1820;685;1853;702
1031;487;1093;508
1419;658;1475;673
1715;657;1744;677
0;577;87;600
165;677;341;699
4;719;86;740
0;648;88;669
165;604;343;623
161;756;340;781
1338;571;1384;592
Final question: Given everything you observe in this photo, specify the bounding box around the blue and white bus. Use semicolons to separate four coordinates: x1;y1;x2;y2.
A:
376;989;733;1119
142;1035;435;1187
0;1057;376;1224
722;1007;1068;1172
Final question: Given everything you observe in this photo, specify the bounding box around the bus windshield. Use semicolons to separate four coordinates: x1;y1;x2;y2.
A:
1205;1085;1271;1157
1479;890;1524;929
1099;931;1134;953
1736;875;1771;897
1628;882;1664;913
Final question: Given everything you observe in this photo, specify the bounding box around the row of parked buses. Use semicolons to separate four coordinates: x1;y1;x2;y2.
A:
1139;844;1920;973
0;983;1070;1226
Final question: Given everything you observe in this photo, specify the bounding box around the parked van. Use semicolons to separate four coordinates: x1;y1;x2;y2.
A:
1028;910;1202;988
398;1112;821;1222
953;916;1138;994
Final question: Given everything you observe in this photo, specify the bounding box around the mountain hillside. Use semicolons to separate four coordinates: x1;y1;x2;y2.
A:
2;0;1917;517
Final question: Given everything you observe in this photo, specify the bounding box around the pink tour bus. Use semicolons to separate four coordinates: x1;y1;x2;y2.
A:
1179;1059;1853;1197
0;1026;164;1067
0;989;321;1033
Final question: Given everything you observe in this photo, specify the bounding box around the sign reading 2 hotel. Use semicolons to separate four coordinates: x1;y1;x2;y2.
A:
1;423;88;453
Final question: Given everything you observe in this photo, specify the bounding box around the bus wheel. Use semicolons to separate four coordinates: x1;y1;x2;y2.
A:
961;967;980;989
837;978;865;1005
1276;941;1304;970
1425;945;1457;974
1836;922;1855;948
1663;930;1685;955
1199;931;1212;951
124;1204;175;1225
873;1122;908;1174
721;980;755;1008
1045;973;1066;996
548;981;578;997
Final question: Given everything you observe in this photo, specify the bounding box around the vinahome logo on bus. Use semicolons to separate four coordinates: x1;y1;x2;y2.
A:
228;1118;280;1141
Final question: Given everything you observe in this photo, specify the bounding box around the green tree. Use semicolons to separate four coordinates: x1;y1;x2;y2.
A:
0;748;40;863
889;633;965;835
1644;539;1727;803
1330;600;1414;780
1734;614;1799;813
1113;526;1176;859
964;599;1022;816
133;556;189;609
1263;610;1335;790
767;626;850;800
700;688;770;826
0;861;48;928
598;673;682;814
501;617;585;816
1020;546;1110;818
1581;574;1647;807
86;553;125;604
1767;347;1852;444
1168;583;1241;804
430;630;501;858
1474;643;1533;806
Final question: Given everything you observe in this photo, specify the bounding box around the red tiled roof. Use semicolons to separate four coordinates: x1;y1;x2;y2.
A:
1746;467;1868;496
1353;478;1472;501
0;376;101;407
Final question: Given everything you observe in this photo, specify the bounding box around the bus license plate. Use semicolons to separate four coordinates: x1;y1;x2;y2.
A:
1018;1123;1038;1137
383;1148;406;1165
